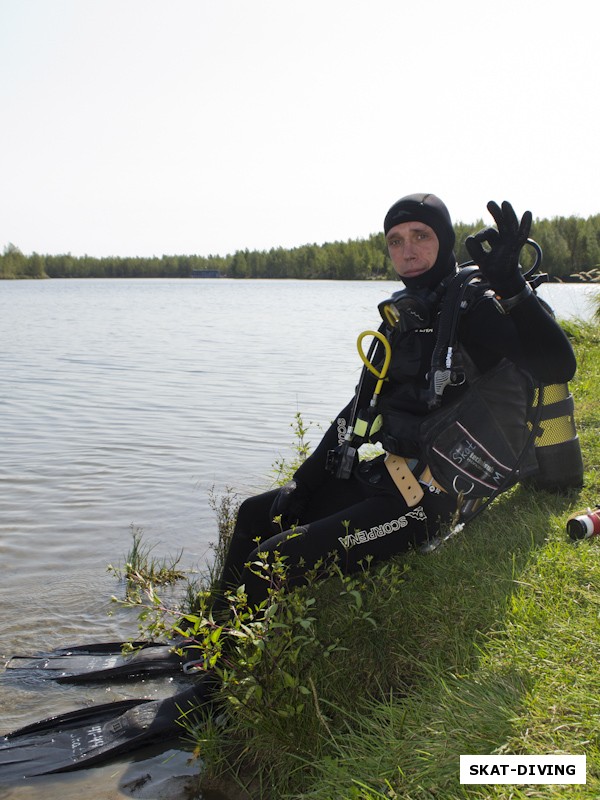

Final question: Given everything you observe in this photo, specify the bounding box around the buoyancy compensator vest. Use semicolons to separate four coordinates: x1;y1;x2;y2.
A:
374;258;583;497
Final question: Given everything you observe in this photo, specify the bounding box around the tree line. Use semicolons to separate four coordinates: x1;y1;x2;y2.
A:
2;213;600;281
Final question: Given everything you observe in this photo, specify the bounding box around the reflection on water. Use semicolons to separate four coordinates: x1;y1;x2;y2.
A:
0;278;596;798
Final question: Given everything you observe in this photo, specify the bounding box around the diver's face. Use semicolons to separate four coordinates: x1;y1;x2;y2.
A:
386;221;439;280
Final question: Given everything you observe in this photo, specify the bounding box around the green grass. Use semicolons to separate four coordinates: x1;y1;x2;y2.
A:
188;317;600;800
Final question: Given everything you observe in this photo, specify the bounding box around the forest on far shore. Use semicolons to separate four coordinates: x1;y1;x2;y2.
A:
2;213;600;281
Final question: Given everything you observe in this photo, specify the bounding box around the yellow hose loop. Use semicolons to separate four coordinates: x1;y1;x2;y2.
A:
357;330;392;396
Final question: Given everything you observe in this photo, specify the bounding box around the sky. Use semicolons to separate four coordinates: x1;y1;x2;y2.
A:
1;0;599;258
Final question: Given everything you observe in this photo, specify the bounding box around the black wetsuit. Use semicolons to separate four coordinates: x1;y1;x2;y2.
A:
219;287;576;608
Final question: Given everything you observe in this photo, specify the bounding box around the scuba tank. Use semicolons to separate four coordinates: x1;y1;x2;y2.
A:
518;276;583;492
523;379;583;491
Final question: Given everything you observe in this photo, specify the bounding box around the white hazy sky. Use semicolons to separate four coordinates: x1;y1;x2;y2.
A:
1;0;598;258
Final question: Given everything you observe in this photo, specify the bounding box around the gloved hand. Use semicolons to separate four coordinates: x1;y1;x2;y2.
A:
269;480;310;530
465;201;532;297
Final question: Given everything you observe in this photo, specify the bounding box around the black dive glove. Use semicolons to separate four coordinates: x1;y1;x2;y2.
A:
465;200;532;299
269;480;310;530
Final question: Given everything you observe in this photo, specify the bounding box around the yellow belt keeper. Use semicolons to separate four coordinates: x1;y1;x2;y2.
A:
354;418;368;438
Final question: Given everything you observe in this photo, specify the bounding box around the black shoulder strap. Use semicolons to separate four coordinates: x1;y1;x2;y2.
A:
425;266;485;409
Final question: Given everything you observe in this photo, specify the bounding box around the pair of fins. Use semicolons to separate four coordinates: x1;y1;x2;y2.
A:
1;637;212;781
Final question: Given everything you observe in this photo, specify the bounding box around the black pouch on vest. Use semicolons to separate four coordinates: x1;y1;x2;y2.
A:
418;360;539;497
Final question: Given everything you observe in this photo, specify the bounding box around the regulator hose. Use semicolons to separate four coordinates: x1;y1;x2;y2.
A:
356;329;392;399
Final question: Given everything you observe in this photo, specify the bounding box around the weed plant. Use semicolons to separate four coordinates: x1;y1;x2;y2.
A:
107;524;185;598
270;411;316;485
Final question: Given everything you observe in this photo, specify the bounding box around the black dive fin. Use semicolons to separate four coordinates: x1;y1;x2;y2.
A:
0;683;208;780
5;640;189;683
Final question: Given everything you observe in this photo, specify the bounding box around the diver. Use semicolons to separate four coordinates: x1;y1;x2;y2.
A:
0;194;578;779
214;195;577;609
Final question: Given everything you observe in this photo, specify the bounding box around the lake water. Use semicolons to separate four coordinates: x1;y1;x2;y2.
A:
0;278;596;799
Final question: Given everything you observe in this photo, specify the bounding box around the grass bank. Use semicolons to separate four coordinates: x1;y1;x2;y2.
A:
181;316;600;800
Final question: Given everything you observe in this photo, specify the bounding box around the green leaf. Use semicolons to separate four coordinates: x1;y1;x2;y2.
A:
281;670;298;688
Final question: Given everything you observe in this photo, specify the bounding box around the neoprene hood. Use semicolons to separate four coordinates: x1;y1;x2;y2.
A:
384;192;456;289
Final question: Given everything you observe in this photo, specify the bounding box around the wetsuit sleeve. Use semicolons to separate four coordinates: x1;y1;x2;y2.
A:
461;292;576;384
